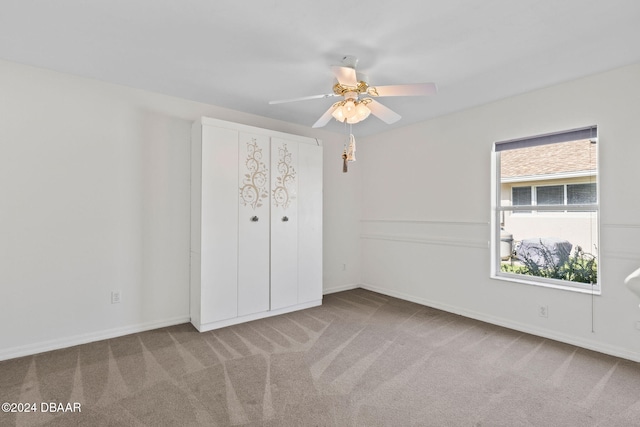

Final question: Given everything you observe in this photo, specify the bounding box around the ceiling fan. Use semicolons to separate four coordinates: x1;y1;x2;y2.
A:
269;56;438;128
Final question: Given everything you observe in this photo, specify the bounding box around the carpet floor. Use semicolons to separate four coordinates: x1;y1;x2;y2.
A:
1;288;640;426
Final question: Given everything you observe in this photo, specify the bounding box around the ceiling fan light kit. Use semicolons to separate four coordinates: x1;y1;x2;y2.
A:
330;96;372;124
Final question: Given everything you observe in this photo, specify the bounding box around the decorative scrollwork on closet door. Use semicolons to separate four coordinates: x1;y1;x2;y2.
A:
239;139;269;209
272;143;296;209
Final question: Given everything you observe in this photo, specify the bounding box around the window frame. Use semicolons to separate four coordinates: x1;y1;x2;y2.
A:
491;126;600;294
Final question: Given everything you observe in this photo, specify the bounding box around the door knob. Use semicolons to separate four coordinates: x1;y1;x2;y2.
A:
282;216;289;222
250;216;259;222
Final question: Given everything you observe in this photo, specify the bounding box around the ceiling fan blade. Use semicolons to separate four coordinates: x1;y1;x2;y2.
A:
331;66;358;87
366;99;401;124
269;93;337;104
370;83;438;97
312;104;338;128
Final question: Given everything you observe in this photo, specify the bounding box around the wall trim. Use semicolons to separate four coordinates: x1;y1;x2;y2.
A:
361;233;488;249
603;251;640;261
323;283;360;295
602;223;640;229
358;283;640;364
361;218;489;226
0;316;191;362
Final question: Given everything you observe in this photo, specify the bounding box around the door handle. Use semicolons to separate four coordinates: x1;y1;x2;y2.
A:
250;216;259;222
282;216;289;222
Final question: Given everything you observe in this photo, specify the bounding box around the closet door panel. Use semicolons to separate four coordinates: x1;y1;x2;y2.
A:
237;133;271;316
297;143;323;304
201;126;239;324
270;138;298;310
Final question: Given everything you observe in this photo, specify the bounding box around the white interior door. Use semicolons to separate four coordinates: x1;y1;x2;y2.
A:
200;126;239;323
237;132;271;316
270;138;298;310
297;143;323;304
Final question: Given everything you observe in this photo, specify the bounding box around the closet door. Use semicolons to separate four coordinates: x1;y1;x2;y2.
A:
270;138;298;310
297;142;323;304
200;126;239;324
237;133;271;316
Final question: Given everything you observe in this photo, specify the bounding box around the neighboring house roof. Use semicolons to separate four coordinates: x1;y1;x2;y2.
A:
501;139;597;178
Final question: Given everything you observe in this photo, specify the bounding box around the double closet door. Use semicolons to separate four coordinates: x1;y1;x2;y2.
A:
237;133;300;316
191;118;322;332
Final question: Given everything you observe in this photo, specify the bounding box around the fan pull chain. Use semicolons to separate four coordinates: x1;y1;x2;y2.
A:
341;121;349;173
342;150;348;173
340;124;357;173
347;133;356;161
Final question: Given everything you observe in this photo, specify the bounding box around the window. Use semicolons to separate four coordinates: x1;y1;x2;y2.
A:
568;183;596;205
512;186;532;213
493;126;599;292
537;185;564;206
511;183;597;212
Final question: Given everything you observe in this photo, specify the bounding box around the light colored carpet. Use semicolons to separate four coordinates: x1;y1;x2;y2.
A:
2;289;640;426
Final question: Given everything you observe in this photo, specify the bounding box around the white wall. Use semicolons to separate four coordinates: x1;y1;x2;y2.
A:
359;63;640;361
0;59;362;360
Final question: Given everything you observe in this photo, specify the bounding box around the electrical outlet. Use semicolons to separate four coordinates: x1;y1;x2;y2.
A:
111;291;122;304
538;305;548;318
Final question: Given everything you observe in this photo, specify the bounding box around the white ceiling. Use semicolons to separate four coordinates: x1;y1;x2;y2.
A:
2;0;640;136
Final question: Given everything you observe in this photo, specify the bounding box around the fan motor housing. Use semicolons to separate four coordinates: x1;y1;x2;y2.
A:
333;81;371;96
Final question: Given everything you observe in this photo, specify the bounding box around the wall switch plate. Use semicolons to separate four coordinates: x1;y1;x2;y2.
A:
111;291;122;304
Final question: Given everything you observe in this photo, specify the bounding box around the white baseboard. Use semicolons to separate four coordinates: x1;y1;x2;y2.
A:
359;283;640;364
323;283;360;295
195;300;322;332
0;316;191;362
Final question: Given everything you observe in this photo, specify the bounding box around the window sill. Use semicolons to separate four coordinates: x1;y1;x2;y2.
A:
491;273;601;295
